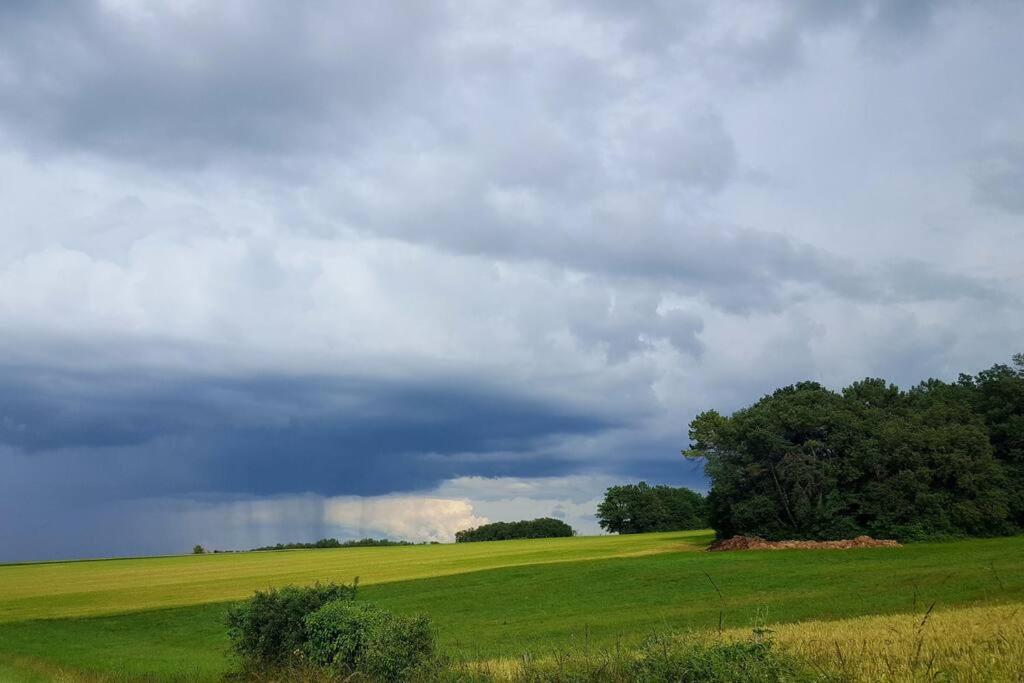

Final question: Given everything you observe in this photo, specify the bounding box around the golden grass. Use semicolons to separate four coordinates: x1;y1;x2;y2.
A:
473;603;1024;682
0;530;712;623
732;602;1024;682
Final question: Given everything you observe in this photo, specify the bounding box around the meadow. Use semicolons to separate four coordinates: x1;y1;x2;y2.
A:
1;531;1022;681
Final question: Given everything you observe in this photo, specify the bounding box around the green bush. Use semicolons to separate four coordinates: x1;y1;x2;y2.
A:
304;600;435;681
225;581;358;667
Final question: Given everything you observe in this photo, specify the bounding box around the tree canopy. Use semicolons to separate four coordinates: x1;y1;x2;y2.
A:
455;517;574;542
596;482;706;534
686;354;1024;542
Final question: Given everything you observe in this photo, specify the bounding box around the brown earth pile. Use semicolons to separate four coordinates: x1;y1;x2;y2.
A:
706;535;902;552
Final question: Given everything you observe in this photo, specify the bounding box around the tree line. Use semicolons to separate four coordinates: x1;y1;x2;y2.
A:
251;538;417;551
454;517;574;542
686;353;1024;542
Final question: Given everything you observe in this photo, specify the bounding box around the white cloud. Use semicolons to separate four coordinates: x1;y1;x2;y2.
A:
322;496;488;543
435;474;617;536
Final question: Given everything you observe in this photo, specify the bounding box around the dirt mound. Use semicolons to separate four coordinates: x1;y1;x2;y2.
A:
706;535;901;552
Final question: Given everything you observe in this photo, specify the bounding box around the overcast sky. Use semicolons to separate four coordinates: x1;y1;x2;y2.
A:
1;0;1022;561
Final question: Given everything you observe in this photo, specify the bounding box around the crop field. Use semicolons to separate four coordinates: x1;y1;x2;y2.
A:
1;531;1023;681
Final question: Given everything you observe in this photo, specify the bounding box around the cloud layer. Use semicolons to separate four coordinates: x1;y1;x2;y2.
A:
1;0;1022;561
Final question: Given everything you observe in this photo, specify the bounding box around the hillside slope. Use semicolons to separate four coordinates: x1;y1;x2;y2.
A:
0;530;711;623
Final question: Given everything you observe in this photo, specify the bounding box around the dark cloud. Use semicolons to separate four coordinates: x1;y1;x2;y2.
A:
0;366;612;497
0;365;624;561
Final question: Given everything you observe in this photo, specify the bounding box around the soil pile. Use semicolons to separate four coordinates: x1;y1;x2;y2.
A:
707;535;901;552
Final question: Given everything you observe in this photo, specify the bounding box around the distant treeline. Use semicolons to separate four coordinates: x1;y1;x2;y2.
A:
687;353;1024;542
251;538;418;551
455;517;574;542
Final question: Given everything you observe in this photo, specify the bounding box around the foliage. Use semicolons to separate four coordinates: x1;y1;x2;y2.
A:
687;355;1024;541
304;600;434;681
192;545;205;555
455;517;574;542
251;538;414;551
596;482;706;534
957;353;1024;527
225;582;358;667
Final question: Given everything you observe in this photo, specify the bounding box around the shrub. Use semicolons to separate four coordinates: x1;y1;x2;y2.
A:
304;600;435;681
225;581;358;667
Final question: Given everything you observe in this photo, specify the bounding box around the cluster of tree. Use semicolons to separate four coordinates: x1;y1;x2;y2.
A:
251;538;416;551
686;354;1024;542
596;482;707;534
454;517;574;542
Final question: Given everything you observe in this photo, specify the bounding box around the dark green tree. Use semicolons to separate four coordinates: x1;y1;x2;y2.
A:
596;482;706;534
686;357;1021;542
957;353;1024;526
455;517;574;542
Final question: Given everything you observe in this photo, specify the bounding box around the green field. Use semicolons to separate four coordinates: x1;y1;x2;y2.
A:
1;531;1023;681
0;531;710;623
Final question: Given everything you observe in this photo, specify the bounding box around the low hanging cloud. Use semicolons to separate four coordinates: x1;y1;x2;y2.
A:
322;497;488;543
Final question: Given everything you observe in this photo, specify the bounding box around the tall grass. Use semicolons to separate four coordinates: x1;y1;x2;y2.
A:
456;603;1023;682
436;634;831;682
748;602;1024;681
0;656;210;683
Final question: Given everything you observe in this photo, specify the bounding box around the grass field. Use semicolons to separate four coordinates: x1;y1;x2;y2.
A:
0;531;711;623
1;531;1022;681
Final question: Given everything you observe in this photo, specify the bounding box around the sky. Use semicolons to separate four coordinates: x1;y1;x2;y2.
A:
1;0;1022;562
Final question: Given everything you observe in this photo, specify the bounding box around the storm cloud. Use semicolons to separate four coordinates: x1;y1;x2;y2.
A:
0;0;1022;561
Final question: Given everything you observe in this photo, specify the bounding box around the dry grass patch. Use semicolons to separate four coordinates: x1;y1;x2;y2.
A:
730;602;1024;681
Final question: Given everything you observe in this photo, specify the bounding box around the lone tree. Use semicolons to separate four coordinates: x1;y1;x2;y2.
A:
193;544;206;555
596;482;706;534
